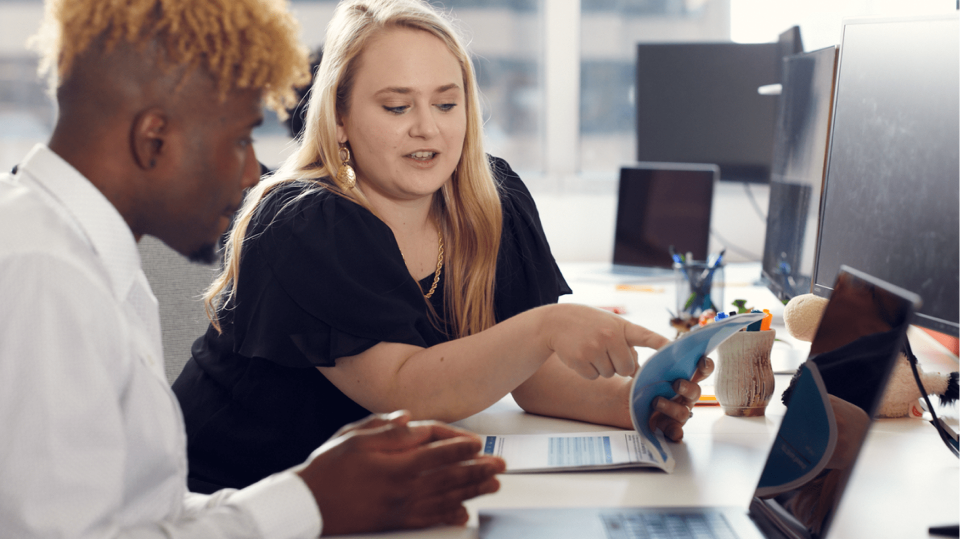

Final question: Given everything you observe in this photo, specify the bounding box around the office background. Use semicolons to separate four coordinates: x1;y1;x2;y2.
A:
1;0;956;263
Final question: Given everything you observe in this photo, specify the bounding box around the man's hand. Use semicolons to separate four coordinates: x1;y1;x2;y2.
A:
648;356;714;442
295;411;505;535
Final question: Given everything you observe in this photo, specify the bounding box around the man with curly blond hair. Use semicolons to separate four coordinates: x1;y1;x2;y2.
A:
0;1;503;537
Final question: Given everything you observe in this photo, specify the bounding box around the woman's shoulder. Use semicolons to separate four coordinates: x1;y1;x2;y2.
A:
484;155;573;312
248;179;400;279
252;179;379;236
488;155;529;194
486;155;540;219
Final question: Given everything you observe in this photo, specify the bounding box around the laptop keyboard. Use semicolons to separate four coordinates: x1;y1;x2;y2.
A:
601;512;739;539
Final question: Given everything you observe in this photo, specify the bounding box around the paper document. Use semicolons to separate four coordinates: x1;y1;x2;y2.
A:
482;430;673;473
481;312;764;474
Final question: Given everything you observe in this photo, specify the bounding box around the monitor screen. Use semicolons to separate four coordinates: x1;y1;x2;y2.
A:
635;42;782;183
613;163;717;269
762;46;838;302
812;15;959;336
753;266;919;539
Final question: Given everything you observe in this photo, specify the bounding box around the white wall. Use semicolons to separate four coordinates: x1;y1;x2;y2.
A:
534;181;768;264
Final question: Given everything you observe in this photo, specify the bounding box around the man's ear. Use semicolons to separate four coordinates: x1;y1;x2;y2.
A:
130;108;167;171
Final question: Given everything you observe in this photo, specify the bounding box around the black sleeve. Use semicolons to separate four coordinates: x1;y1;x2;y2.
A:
490;156;572;322
227;183;443;368
225;161;568;368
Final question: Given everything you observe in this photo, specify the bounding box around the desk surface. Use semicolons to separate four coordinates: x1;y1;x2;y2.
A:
339;263;959;539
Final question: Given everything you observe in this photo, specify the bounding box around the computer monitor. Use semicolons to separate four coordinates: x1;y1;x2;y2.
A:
777;26;804;65
762;46;838;302
635;29;802;184
612;163;717;271
812;14;959;336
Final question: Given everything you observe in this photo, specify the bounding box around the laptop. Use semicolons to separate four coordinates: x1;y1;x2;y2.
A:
603;162;717;280
479;265;921;539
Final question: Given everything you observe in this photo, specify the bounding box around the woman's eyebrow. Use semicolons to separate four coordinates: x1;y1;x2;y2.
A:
435;83;461;93
374;83;462;97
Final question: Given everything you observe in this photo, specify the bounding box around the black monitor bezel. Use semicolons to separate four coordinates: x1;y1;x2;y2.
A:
634;41;783;184
810;13;960;337
761;46;838;303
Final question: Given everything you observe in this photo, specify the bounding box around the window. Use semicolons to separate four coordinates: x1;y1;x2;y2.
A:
254;0;545;178
3;0;954;184
578;0;729;187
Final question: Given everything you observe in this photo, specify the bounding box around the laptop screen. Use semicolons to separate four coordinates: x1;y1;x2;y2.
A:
750;266;920;538
612;164;716;269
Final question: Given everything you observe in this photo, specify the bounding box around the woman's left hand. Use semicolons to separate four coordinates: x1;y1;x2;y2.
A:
647;356;714;442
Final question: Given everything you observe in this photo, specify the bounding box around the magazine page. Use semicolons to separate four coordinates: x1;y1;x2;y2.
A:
480;430;674;473
630;313;764;462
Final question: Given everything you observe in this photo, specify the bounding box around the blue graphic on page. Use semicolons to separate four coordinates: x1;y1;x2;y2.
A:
547;436;615;466
630;313;764;461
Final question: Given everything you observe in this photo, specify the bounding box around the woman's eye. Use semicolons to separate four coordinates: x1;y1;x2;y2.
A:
437;103;457;112
384;106;408;115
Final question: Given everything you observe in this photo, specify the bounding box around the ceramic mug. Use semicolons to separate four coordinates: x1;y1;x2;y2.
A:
715;329;776;416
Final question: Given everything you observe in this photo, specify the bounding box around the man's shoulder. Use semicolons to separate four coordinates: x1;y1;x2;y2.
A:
0;175;99;271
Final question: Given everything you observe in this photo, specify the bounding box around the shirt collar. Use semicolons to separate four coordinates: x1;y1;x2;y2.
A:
16;144;142;301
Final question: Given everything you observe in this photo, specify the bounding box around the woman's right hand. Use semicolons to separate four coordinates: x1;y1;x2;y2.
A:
539;304;670;380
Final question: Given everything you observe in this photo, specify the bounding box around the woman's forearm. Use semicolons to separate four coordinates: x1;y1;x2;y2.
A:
319;303;664;423
511;356;633;429
319;305;558;422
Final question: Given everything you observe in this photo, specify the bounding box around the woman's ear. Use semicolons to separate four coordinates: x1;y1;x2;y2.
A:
131;108;168;170
336;122;347;144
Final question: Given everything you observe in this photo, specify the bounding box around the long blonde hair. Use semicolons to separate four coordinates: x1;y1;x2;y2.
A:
206;0;503;340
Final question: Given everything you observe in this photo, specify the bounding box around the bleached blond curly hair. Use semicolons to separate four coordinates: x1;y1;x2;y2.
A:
32;0;311;116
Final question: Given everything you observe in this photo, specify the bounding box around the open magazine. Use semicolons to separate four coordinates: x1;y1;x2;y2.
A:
480;312;764;474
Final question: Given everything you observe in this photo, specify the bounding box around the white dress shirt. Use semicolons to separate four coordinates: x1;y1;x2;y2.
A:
0;145;322;538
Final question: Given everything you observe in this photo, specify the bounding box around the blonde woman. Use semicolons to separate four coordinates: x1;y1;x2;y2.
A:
173;0;711;492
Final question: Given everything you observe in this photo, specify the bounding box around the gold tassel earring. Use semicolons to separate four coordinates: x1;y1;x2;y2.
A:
336;145;356;189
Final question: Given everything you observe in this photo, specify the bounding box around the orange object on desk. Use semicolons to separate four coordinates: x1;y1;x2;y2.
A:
760;309;772;331
695;394;719;406
615;284;665;293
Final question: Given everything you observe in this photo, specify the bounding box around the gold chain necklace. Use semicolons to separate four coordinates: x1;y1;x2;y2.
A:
422;228;444;299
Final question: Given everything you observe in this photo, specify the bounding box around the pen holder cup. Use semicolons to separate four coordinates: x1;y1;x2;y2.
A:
674;261;724;319
714;329;776;417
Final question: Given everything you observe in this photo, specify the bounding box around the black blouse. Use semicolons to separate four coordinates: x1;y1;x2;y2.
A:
173;156;570;492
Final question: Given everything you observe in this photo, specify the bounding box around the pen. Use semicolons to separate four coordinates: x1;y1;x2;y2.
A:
669;245;683;265
929;525;960;537
710;249;726;268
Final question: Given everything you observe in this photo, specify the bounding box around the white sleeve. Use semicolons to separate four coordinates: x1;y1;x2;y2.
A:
0;252;321;539
184;473;323;538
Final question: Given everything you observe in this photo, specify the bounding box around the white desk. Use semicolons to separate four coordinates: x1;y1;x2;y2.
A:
339;263;959;539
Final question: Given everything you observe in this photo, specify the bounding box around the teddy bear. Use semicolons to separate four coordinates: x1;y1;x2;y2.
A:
782;294;958;418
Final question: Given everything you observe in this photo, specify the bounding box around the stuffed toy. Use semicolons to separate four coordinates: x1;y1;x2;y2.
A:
782;294;959;418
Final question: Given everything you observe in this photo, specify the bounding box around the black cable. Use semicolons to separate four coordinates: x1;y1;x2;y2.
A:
709;229;761;260
742;182;767;222
903;338;959;458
